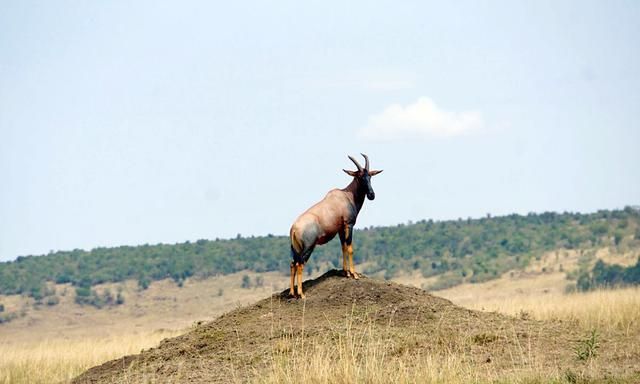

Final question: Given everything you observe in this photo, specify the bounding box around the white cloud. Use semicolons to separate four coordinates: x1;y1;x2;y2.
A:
359;97;484;140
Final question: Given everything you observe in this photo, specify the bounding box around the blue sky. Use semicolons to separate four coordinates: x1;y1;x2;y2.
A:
1;1;639;261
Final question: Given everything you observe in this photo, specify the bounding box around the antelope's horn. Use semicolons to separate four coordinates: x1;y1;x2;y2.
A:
348;155;363;172
361;153;370;171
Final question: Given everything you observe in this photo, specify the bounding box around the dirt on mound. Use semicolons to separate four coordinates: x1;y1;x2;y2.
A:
73;270;638;383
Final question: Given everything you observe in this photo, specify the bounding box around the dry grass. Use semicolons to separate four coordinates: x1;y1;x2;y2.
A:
456;286;640;334
256;291;640;384
262;345;620;383
1;274;639;383
0;330;183;384
260;332;477;383
259;335;593;384
257;307;479;384
434;248;640;334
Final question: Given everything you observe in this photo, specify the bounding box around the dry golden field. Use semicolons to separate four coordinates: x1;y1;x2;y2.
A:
0;270;286;384
257;283;640;384
74;273;640;384
0;330;183;384
1;249;639;383
258;289;640;384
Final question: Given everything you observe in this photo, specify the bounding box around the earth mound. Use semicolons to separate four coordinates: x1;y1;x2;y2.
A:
73;270;634;383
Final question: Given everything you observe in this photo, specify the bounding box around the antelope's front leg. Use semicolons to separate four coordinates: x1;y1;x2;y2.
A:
341;224;358;279
341;243;352;278
339;225;353;278
347;243;359;279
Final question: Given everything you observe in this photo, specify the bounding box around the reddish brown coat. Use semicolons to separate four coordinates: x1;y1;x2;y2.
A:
289;154;382;298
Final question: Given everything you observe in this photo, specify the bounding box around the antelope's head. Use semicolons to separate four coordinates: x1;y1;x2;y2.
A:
343;153;383;200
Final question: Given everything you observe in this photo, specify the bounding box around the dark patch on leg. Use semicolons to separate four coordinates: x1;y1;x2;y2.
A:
302;244;316;264
340;225;355;278
345;224;354;245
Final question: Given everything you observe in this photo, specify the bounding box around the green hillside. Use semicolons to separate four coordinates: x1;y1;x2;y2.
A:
1;207;639;301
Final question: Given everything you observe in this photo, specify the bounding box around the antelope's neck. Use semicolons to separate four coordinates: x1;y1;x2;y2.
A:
343;178;366;215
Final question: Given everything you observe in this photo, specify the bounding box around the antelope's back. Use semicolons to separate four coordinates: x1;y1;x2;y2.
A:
291;189;351;244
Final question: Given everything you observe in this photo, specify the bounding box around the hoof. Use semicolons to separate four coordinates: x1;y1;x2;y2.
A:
344;270;359;279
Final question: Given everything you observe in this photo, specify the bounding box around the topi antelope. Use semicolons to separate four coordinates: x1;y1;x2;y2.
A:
289;154;382;298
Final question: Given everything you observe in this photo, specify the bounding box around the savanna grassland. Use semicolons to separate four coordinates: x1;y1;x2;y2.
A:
71;270;640;384
0;271;286;384
1;209;640;383
2;251;639;383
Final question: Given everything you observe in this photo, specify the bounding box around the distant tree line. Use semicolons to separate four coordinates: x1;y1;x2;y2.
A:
576;258;640;291
0;207;638;300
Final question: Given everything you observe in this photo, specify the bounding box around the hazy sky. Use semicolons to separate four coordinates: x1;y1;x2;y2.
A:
1;1;639;261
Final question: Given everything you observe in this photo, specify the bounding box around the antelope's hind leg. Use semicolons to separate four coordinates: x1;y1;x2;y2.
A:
290;238;305;298
297;263;305;298
289;262;296;297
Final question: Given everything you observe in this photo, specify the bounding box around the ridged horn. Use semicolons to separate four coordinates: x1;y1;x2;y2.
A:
348;155;363;172
361;153;370;171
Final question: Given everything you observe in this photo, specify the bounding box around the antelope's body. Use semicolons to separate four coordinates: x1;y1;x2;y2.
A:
289;154;382;298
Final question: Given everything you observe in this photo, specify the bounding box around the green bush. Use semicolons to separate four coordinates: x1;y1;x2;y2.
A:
575;330;599;361
75;287;122;308
75;286;91;298
576;257;640;291
241;275;251;289
138;277;151;290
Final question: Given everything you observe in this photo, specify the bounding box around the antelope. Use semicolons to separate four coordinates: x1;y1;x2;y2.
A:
289;154;382;298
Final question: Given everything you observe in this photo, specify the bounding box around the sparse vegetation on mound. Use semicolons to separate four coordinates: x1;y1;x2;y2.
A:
72;271;640;383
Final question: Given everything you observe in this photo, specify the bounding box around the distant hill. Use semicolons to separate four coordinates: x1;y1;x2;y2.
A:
1;207;639;301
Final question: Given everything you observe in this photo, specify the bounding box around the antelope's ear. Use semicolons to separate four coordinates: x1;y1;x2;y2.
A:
369;169;383;176
343;169;358;177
